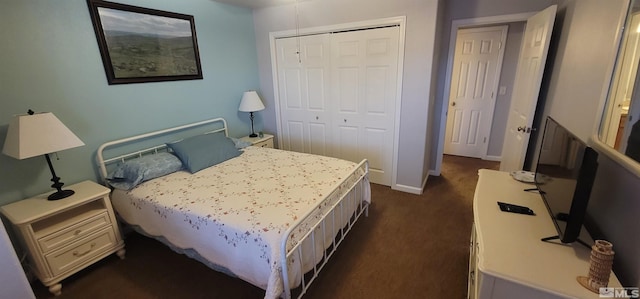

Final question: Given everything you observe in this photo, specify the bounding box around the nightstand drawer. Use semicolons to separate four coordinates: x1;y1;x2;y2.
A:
45;227;117;276
253;138;274;148
38;212;111;253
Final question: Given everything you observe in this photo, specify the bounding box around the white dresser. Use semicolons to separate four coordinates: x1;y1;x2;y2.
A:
469;169;622;299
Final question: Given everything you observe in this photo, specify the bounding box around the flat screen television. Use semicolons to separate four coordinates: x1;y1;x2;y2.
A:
534;117;599;247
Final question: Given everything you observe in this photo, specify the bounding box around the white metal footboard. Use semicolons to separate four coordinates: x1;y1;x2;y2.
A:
281;159;370;299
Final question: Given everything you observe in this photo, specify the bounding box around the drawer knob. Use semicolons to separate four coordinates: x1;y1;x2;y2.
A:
73;243;96;257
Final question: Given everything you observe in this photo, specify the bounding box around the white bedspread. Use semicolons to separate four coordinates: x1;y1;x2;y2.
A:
111;146;370;298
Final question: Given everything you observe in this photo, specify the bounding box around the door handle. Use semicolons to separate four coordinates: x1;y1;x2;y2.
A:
517;126;536;133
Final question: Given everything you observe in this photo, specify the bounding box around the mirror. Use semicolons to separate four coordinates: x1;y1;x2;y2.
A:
598;0;640;169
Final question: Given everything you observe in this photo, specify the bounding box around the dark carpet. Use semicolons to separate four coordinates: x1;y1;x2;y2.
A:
32;155;498;299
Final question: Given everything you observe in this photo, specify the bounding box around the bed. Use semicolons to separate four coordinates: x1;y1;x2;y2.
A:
96;118;370;299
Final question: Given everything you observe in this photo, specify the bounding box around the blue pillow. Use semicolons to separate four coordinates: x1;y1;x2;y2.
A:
107;152;183;190
167;132;242;173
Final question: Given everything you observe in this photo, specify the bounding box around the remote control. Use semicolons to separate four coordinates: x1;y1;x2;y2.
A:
497;201;535;215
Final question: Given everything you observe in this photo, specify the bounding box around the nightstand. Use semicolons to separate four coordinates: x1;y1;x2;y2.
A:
240;133;275;148
0;180;125;296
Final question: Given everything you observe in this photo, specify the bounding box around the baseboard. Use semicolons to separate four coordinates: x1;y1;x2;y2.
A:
421;174;429;191
429;169;439;176
392;183;423;195
484;155;501;162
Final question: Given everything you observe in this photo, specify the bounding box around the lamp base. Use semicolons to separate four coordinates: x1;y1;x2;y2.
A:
249;133;258;138
48;189;75;201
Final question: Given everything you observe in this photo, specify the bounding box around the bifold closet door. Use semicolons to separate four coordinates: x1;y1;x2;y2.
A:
331;26;399;185
275;26;400;186
275;34;333;157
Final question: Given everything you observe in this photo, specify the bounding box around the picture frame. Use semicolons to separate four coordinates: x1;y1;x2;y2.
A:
87;0;203;84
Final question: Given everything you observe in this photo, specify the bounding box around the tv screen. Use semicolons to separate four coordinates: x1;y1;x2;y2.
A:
535;117;598;246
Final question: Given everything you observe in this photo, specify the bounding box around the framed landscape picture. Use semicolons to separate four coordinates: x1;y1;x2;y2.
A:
87;0;203;84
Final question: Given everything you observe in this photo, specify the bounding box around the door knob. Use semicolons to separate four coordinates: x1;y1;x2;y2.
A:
517;126;535;133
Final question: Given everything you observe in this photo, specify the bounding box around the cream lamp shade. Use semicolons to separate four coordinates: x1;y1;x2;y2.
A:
3;112;85;159
238;91;265;138
238;91;265;112
2;111;85;200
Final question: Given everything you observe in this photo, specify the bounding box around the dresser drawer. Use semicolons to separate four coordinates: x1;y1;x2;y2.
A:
38;212;111;253
45;227;117;276
253;138;274;148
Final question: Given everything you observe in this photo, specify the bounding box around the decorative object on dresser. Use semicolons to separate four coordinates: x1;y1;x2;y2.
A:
238;90;266;137
577;240;615;294
86;0;203;85
240;133;274;149
2;110;85;200
0;180;126;296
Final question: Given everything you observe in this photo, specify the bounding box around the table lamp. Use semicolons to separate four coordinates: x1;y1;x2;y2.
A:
2;110;85;200
238;91;265;138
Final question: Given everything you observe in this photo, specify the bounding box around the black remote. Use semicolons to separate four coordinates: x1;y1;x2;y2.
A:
497;201;535;215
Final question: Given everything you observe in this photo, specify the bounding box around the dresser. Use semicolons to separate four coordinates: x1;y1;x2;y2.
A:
469;169;622;299
0;181;125;296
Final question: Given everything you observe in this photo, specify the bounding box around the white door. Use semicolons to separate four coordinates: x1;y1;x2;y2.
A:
444;26;508;158
331;26;400;185
499;5;557;171
276;34;333;156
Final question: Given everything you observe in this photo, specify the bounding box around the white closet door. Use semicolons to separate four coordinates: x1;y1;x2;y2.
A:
275;26;400;186
331;26;400;186
276;34;333;156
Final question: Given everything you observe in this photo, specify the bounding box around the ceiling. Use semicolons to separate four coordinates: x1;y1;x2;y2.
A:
213;0;310;9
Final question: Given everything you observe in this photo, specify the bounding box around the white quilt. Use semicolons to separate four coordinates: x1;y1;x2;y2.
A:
111;146;370;298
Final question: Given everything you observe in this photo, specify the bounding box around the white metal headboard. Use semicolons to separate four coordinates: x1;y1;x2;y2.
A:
96;117;228;183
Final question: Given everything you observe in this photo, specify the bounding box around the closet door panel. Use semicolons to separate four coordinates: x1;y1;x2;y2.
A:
364;127;386;176
337;68;360;113
336;125;360;163
276;34;332;155
283;69;302;109
309;123;329;156
285;121;305;152
306;68;326;111
365;66;389;115
331;26;399;185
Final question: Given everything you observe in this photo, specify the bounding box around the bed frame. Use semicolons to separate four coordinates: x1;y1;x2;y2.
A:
96;117;370;299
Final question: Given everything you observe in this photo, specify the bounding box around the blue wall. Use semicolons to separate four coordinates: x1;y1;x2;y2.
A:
0;0;260;205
